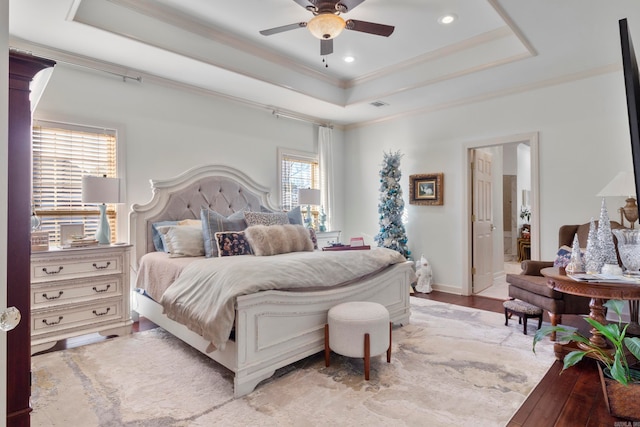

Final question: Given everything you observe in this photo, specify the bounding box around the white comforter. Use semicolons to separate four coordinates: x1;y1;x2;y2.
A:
159;248;407;351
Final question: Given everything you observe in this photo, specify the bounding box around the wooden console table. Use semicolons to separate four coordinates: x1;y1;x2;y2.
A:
541;267;640;358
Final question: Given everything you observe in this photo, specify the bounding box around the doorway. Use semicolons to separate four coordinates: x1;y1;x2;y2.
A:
464;133;539;297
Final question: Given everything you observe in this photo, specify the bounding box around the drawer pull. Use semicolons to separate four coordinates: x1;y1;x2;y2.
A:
43;266;63;275
42;316;63;326
92;285;111;293
92;261;111;270
42;291;64;300
92;308;111;317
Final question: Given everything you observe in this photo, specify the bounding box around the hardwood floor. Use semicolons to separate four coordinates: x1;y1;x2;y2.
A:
34;291;624;426
413;291;623;426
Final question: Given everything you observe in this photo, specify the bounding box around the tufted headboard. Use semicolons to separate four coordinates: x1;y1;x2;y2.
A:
129;164;278;271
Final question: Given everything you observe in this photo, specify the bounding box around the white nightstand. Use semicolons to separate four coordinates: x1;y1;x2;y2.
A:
30;244;133;354
316;231;341;249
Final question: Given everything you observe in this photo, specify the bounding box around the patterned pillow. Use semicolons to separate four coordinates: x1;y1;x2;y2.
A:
201;209;248;258
553;245;585;267
308;228;318;250
244;224;314;256
155;225;204;258
214;231;252;257
244;211;289;227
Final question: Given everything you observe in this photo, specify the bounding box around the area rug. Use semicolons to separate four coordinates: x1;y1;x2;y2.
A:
31;298;555;427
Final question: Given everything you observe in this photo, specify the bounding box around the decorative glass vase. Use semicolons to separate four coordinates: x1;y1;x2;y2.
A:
612;229;640;276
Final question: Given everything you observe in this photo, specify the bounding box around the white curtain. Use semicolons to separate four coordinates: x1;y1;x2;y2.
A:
318;126;334;230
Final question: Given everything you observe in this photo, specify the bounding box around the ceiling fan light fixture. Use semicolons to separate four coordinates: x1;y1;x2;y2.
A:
307;13;346;40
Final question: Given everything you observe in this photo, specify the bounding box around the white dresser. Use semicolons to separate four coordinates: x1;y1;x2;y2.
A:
30;244;132;354
316;230;341;249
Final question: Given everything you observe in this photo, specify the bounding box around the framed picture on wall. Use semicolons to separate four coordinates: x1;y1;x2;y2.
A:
409;173;444;205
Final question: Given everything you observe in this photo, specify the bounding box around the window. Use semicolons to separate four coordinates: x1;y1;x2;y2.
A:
32;120;119;244
279;149;319;212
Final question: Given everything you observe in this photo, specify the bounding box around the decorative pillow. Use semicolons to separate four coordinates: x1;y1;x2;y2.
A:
553;245;585;267
308;227;318;250
214;231;252;257
178;219;201;227
287;206;304;225
244;224;314;256
155;225;204;258
201;209;248;258
151;220;178;251
244;211;290;227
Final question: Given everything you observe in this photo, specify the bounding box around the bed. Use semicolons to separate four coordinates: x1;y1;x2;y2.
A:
129;164;414;397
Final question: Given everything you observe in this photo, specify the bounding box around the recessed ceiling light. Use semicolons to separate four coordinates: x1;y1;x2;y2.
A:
344;56;355;63
438;14;457;25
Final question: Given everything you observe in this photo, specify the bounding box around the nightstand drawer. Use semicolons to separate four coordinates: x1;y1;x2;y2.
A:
32;299;123;335
31;252;123;282
31;276;122;309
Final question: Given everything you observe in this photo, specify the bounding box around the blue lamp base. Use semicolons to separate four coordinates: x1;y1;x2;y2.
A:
95;204;111;245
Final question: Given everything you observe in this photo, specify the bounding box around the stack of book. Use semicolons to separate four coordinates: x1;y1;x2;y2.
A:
62;235;99;248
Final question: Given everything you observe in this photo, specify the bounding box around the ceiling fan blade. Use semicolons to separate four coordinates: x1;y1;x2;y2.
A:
320;39;333;56
292;0;314;9
336;0;366;13
345;19;394;37
260;22;307;36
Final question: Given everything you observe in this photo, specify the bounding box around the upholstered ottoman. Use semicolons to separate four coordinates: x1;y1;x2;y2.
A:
324;301;392;380
503;299;543;335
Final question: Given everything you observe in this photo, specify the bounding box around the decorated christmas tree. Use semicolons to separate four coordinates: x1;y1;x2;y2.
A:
374;151;411;259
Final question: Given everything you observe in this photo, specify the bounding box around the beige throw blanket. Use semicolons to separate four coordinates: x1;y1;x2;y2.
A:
159;248;407;351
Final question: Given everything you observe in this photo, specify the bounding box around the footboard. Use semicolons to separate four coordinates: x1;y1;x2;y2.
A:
232;261;413;396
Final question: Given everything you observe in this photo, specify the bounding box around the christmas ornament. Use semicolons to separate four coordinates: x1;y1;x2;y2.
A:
597;198;618;266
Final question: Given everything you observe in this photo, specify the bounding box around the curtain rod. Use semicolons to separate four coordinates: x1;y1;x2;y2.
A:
271;109;333;129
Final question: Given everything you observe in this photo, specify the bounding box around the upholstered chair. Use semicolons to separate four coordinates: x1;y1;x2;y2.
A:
506;221;626;339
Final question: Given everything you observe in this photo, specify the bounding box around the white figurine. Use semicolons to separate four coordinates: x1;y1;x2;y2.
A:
414;254;433;293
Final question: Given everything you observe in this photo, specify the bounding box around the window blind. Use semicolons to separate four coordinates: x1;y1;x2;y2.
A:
280;152;319;211
32;120;118;243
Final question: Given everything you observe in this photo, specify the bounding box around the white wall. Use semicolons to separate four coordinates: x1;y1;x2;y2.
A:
343;71;632;294
35;64;346;240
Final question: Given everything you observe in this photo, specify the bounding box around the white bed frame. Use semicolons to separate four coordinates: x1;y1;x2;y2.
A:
129;164;413;397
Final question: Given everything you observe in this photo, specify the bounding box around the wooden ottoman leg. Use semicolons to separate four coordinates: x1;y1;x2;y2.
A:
523;314;528;335
364;333;370;380
537;314;543;330
387;322;392;363
324;324;330;367
504;309;509;326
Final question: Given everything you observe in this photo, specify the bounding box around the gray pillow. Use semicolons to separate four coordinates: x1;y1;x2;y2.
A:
200;209;247;257
287;206;303;225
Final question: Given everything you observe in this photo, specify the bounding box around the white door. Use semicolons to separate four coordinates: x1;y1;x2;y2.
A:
472;149;494;293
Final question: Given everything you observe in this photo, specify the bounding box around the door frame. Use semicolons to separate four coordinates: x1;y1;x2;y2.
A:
461;132;540;296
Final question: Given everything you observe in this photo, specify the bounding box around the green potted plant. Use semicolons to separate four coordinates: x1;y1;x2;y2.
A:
533;300;640;420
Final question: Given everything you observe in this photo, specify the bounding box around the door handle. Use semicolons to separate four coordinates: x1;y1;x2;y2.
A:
0;307;21;332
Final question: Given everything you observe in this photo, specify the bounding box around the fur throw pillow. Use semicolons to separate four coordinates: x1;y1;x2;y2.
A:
244;224;314;256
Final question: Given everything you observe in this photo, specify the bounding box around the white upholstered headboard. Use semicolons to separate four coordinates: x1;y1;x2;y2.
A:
129;164;278;270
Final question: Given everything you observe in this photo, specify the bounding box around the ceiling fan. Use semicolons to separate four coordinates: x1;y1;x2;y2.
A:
259;0;394;56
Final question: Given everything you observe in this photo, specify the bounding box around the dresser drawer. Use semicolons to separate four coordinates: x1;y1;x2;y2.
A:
31;251;123;282
31;275;122;309
32;299;123;336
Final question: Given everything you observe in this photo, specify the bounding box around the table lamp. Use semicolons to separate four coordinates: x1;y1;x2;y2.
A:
298;188;321;229
596;171;638;228
82;175;121;244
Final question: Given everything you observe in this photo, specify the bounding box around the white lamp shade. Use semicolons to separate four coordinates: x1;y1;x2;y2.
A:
82;176;121;204
596;171;636;198
298;188;321;206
